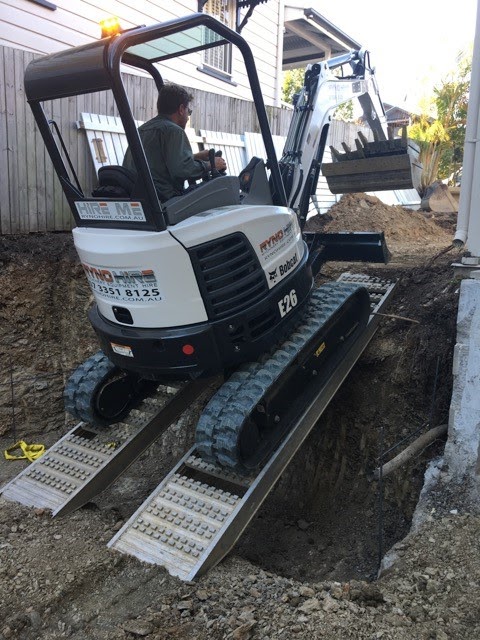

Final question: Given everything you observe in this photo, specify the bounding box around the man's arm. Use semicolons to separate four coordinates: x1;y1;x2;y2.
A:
164;128;209;180
194;150;227;173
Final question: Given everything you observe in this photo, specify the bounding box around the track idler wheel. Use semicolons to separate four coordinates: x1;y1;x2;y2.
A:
64;351;148;426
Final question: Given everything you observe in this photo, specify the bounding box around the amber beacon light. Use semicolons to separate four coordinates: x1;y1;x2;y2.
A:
100;17;122;38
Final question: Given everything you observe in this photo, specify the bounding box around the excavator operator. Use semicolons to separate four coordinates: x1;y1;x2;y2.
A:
122;83;227;202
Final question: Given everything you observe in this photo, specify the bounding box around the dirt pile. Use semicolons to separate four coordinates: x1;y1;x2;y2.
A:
306;193;454;255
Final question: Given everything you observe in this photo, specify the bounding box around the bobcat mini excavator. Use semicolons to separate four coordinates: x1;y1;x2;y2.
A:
23;13;418;474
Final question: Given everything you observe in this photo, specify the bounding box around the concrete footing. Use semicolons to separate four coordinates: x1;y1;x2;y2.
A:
444;279;480;479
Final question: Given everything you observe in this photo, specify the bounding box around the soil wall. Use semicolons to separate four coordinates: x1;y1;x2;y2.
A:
0;234;97;437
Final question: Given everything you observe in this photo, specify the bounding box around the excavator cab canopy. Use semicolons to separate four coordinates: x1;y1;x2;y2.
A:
25;13;287;232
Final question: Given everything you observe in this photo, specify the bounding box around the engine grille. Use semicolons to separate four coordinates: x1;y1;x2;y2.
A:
188;233;268;321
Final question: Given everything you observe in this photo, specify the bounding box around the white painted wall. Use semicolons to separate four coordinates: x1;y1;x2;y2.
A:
0;0;282;105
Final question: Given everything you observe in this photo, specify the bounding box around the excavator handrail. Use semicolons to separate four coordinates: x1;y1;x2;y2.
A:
24;12;288;232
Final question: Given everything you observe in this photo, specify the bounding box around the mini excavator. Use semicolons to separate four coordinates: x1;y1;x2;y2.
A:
24;13;419;474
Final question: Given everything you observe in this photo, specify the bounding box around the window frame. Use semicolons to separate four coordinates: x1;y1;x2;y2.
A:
199;0;235;81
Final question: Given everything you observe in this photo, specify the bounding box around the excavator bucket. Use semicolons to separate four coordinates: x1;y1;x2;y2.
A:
322;127;422;194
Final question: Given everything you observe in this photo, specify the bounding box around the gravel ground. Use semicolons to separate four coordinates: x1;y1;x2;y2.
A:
0;496;479;639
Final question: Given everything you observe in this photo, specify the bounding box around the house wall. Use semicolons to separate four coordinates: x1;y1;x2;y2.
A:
0;0;282;105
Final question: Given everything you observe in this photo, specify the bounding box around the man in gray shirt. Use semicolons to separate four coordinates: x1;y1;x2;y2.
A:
123;83;227;202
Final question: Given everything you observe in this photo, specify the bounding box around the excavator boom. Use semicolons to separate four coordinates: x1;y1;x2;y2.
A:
281;49;421;225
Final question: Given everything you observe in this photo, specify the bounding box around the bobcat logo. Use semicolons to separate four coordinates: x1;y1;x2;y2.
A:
269;268;278;283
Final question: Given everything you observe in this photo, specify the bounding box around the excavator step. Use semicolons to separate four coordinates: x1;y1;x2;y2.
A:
1;380;213;517
108;274;396;580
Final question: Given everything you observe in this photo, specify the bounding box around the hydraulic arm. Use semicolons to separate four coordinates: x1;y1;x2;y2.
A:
280;50;419;227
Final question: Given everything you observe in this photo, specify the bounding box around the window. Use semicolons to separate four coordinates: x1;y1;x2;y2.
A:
202;0;233;78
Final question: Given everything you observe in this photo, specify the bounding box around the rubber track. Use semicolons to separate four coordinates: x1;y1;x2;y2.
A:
64;351;117;424
195;282;363;473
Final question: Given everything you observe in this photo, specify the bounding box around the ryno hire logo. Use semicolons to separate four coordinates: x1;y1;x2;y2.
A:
82;265;157;285
81;263;161;303
259;221;294;257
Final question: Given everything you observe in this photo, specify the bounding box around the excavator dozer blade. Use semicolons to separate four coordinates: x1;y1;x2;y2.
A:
322;130;422;194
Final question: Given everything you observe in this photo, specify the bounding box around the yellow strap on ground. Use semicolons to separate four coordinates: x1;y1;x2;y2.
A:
4;440;46;462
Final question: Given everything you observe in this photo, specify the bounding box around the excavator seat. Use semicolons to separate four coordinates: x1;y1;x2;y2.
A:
92;165;135;198
238;157;273;205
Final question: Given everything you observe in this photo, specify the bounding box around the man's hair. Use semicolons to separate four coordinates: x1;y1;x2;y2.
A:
157;83;193;115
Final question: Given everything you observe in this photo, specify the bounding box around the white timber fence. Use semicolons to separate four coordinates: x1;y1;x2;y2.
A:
79;112;361;216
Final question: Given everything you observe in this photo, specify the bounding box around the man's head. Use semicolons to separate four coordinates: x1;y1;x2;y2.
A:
157;83;193;129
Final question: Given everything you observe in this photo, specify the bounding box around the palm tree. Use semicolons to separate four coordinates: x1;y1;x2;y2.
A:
408;50;470;195
408;113;450;195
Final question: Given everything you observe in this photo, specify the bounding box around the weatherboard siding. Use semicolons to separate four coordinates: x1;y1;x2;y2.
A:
0;0;281;104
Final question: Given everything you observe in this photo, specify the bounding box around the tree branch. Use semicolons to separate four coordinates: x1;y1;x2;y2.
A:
374;424;447;480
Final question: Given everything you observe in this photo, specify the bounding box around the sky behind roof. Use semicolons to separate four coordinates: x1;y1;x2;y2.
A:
311;0;477;110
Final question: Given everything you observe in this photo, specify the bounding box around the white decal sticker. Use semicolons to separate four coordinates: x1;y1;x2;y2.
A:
75;201;146;222
259;221;295;261
278;289;298;318
82;263;162;303
111;343;134;358
267;250;299;288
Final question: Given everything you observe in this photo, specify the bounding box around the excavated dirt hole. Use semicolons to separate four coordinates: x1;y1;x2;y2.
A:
236;259;455;582
0;194;460;586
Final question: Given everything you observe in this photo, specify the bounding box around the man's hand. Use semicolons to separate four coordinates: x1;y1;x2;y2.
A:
214;157;227;173
194;150;227;173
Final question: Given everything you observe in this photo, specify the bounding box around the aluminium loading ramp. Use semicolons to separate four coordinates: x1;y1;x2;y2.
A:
108;273;396;581
0;379;215;517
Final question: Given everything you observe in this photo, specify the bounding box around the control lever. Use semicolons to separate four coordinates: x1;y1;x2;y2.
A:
208;148;221;178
